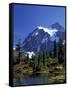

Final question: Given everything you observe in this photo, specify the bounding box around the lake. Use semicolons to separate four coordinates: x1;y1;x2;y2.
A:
13;75;49;86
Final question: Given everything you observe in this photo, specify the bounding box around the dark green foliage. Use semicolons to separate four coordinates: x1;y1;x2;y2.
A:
58;39;64;64
34;54;41;72
30;55;36;71
49;51;52;57
42;51;45;66
25;54;29;64
45;49;49;58
37;54;41;67
53;40;57;58
16;39;22;64
49;51;53;58
31;54;34;61
63;43;66;66
15;68;22;74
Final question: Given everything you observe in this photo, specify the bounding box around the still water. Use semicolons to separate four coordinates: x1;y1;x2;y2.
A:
13;75;49;86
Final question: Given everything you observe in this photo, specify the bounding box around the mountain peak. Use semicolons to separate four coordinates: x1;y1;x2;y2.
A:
37;26;45;30
51;22;64;31
22;23;65;53
54;22;60;25
37;26;58;37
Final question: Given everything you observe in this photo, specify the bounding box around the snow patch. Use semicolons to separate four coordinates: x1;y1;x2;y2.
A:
32;32;38;36
26;51;35;58
41;38;48;43
50;35;59;42
62;40;65;45
35;32;38;35
55;37;59;42
41;38;45;43
41;35;48;44
13;48;16;50
37;26;58;37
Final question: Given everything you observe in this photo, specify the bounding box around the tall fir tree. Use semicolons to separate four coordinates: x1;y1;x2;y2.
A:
49;51;52;57
53;40;57;58
16;39;22;64
42;51;45;66
31;54;35;70
58;39;64;64
37;53;41;68
25;54;29;64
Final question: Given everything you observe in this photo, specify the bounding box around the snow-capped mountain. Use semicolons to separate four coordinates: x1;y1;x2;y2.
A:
22;23;65;53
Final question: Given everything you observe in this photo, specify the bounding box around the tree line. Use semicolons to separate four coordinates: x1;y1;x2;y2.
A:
14;38;65;71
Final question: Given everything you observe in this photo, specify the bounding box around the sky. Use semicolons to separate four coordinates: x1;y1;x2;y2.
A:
13;4;65;48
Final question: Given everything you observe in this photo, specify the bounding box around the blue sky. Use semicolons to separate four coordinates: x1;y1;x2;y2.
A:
13;4;65;47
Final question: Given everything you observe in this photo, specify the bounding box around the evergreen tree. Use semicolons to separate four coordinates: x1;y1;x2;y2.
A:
31;54;36;72
45;38;49;58
27;54;29;60
42;51;45;66
37;53;41;68
58;39;64;64
63;43;66;66
25;54;29;64
49;51;52;57
31;54;34;65
16;39;22;64
53;40;57;58
46;50;49;58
